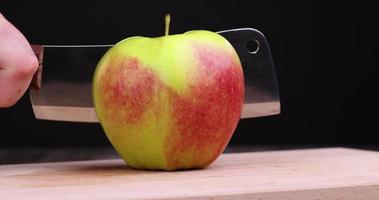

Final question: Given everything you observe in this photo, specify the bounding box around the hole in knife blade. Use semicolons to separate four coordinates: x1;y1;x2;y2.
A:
246;40;259;54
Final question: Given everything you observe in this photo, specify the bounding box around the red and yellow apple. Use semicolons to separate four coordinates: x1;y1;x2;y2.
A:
92;16;244;170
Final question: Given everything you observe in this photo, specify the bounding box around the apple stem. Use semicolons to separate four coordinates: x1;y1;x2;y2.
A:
165;14;170;36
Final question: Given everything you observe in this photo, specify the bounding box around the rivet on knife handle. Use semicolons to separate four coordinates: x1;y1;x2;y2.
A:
30;45;44;90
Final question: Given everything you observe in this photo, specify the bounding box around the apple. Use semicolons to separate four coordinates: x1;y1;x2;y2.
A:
92;15;244;170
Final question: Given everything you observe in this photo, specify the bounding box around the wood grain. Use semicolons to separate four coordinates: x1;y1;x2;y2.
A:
1;148;379;200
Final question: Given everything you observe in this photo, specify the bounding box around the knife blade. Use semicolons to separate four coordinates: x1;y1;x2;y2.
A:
30;28;280;122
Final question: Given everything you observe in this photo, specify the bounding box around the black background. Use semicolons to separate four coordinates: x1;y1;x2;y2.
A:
0;1;378;148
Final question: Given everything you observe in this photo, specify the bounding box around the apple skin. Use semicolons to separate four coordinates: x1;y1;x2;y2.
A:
93;30;244;170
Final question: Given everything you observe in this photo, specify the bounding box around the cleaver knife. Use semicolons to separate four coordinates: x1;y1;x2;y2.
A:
30;28;280;123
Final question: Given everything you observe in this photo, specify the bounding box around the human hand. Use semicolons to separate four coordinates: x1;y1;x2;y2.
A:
0;13;38;107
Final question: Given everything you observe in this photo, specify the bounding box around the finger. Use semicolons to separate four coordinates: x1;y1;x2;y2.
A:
0;13;38;107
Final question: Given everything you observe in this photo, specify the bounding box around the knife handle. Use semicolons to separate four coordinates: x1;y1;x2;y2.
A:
30;45;43;90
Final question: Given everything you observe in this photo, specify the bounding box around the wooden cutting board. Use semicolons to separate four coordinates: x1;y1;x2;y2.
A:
1;148;379;200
